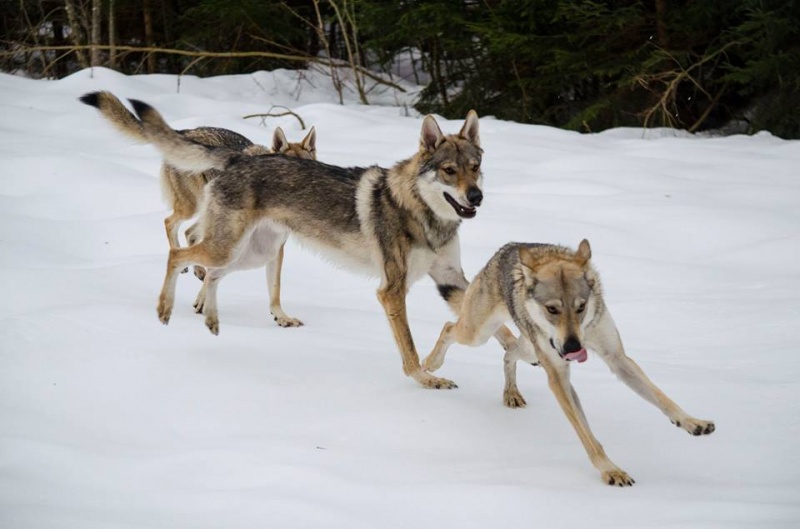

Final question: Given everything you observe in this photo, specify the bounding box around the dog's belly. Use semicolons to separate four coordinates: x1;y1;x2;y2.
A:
291;233;436;285
293;232;381;277
226;219;289;271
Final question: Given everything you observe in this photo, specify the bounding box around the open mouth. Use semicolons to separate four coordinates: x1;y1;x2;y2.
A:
443;192;476;219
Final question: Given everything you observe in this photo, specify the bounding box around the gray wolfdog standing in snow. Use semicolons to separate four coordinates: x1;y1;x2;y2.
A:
127;97;517;389
80;91;316;327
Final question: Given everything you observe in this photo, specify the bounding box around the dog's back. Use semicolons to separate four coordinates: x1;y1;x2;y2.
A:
81;91;317;249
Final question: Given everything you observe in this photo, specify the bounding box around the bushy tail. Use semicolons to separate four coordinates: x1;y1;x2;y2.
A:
79;91;147;142
128;99;234;174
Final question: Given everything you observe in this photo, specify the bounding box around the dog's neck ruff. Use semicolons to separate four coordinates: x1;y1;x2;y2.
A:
384;162;461;251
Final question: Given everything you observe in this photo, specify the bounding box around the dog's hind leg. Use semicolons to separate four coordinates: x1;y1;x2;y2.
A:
199;268;227;335
586;310;715;437
266;241;303;328
184;222;207;280
164;212;188;250
536;346;634;486
157;240;233;325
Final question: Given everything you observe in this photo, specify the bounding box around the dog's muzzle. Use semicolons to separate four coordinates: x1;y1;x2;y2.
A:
550;338;588;363
443;192;478;219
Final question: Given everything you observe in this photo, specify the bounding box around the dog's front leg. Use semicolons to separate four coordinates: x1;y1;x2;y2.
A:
587;310;715;436
377;272;456;390
429;236;518;352
536;349;634;486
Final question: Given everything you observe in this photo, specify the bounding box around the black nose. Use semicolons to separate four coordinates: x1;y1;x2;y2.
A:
467;187;483;207
563;337;582;353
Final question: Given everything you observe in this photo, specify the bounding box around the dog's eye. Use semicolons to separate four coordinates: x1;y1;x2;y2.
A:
577;303;586;313
472;164;480;172
443;167;456;176
546;306;559;315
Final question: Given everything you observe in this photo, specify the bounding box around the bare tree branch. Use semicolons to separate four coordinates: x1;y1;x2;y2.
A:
0;43;408;94
243;106;306;130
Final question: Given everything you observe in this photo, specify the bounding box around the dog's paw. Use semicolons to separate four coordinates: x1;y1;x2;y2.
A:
503;387;527;408
673;417;715;436
413;370;458;390
205;316;219;336
193;291;206;314
272;313;304;328
602;469;635;487
193;265;206;282
157;300;172;325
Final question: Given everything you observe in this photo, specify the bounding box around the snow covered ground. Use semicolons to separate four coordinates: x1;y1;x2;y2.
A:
1;67;799;528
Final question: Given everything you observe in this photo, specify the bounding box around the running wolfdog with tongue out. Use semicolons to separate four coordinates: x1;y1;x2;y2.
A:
423;239;715;486
128;98;518;389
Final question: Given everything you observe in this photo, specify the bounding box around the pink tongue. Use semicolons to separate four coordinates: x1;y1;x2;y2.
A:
565;348;588;363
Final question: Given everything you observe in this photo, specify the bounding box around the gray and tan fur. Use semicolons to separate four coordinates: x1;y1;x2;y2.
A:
128;98;517;388
423;239;715;486
79;91;316;248
80;91;316;327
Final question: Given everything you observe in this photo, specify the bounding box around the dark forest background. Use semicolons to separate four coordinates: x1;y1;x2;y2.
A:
2;1;799;137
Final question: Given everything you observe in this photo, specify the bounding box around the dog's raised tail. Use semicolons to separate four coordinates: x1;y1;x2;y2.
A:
129;99;231;174
80;91;148;142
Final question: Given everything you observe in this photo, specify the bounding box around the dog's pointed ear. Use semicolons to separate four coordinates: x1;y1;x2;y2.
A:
575;239;592;266
272;126;289;154
420;115;444;153
301;126;316;155
459;110;480;147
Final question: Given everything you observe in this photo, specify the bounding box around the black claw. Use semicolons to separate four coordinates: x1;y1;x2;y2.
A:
675;421;681;427
608;478;614;485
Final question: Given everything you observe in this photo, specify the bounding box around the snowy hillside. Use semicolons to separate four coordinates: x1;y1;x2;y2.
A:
1;67;799;528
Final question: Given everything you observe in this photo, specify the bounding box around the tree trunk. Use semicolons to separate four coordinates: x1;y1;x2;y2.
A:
108;0;116;69
64;0;89;68
90;0;101;66
143;0;156;73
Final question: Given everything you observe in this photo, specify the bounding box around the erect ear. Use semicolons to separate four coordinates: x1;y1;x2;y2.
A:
459;109;480;147
272;126;289;153
301;126;316;154
420;115;444;153
575;239;591;266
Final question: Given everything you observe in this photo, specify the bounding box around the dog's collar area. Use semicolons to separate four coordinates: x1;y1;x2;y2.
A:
443;192;476;219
